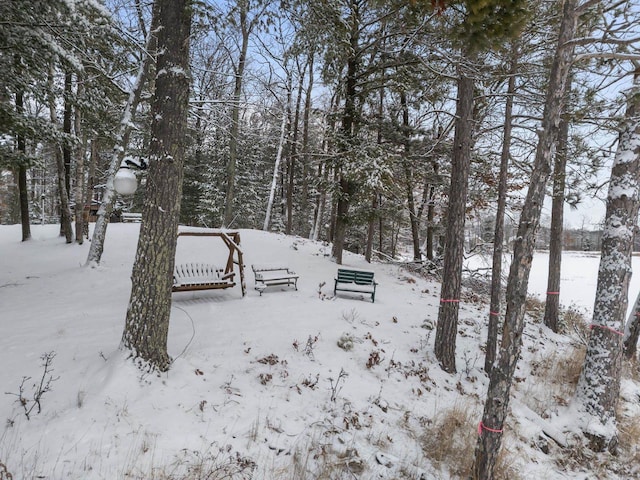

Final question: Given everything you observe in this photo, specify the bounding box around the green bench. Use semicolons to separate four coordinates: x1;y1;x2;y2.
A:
334;268;377;303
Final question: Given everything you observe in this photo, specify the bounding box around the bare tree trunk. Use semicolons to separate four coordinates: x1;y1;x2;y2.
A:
474;1;578;476
84;140;98;238
122;0;192;372
86;5;158;265
50;68;73;244
400;91;422;262
485;44;517;373
264;92;290;230
574;71;640;452
544;90;572;332
624;289;640;359
224;4;250;227
331;0;360;265
435;55;475;374
15;85;31;241
63;72;73;205
287;69;304;235
74;77;87;244
299;52;314;234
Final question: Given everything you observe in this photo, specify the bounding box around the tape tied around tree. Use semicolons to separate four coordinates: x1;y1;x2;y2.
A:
589;324;624;336
440;299;460;303
478;421;503;436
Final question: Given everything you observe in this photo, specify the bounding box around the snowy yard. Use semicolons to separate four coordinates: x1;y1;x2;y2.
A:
1;224;639;479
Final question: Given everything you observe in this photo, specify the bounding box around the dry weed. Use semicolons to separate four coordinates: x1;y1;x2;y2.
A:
421;402;477;477
524;295;546;323
525;346;585;416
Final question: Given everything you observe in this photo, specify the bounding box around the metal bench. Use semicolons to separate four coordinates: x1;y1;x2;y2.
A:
334;268;377;303
252;264;299;295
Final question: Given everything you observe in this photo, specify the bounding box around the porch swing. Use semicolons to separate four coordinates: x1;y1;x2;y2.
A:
171;229;246;297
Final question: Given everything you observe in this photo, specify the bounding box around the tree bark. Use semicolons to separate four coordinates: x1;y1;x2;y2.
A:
224;3;250;227
51;68;73;244
86;4;159;266
624;289;640;359
330;0;360;265
435;55;475;374
15;87;31;241
122;0;192;372
485;44;517;373
299;52;314;235
574;71;640;452
474;1;579;476
287;69;304;235
264;90;290;231
74;77;87;244
544;86;572;332
401;91;422;262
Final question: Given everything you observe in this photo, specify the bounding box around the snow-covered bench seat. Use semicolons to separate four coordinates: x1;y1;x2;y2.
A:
121;212;142;223
251;264;299;295
172;263;236;292
334;268;377;303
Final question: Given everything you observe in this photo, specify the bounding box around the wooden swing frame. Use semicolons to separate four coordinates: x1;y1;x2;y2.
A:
172;230;246;297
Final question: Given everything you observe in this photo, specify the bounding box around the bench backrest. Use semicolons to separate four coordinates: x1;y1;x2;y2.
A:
337;269;375;285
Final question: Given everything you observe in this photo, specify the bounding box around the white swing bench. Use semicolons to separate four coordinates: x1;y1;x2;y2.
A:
252;264;299;295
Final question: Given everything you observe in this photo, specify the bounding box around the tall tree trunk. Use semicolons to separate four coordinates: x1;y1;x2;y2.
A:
224;5;250;227
74;77;87;244
624;289;640;359
401;91;422;262
474;1;579;476
425;159;440;261
544;83;572;332
15;87;31;241
264;90;290;231
485;44;517;373
300;52;314;234
331;0;360;265
51;68;73;244
435;53;475;373
83;139;99;239
63;72;73;203
287;68;304;235
574;71;640;452
86;4;159;266
122;0;192;372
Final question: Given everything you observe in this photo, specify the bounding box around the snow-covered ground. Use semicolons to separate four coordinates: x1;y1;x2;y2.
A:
1;224;639;479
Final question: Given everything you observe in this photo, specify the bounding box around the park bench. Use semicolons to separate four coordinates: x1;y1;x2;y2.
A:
252;264;299;295
334;268;377;303
172;263;236;292
121;212;142;223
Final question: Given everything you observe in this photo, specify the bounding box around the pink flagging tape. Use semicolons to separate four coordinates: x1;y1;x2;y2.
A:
590;324;624;336
440;299;460;303
547;291;560;295
478;421;503;436
489;311;500;316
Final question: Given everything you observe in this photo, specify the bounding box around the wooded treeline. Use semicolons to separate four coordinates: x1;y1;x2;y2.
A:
1;0;618;259
2;0;640;477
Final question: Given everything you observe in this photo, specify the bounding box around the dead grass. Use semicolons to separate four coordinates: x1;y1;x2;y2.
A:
524;345;586;416
421;402;477;477
420;402;523;479
524;295;546;323
560;305;590;345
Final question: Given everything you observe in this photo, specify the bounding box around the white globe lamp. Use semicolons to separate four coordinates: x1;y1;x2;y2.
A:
113;167;138;196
